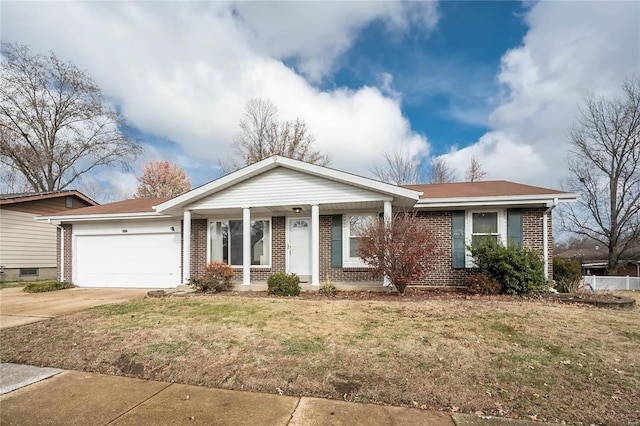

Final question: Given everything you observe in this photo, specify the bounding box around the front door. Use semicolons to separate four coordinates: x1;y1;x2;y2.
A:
288;218;312;276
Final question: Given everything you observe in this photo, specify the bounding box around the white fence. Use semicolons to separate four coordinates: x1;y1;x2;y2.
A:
581;275;640;291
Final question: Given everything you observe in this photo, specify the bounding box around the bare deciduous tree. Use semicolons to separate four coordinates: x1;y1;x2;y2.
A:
465;155;487;182
560;78;640;275
357;212;438;296
78;178;131;204
370;147;424;185
429;157;457;183
221;98;331;173
134;160;191;198
0;43;142;192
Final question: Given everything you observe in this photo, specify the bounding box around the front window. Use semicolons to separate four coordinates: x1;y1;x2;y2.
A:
471;212;499;247
465;210;507;267
348;215;374;258
210;220;271;266
342;213;376;267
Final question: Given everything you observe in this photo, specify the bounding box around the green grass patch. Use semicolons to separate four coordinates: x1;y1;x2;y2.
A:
282;337;324;355
145;341;189;355
0;281;24;290
22;280;73;293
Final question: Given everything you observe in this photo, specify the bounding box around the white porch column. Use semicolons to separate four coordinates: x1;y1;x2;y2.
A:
311;204;320;286
383;201;392;223
383;201;392;287
182;210;191;284
243;207;251;285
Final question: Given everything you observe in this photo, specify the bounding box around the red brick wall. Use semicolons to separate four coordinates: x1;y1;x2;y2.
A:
271;216;286;273
320;215;375;282
408;211;470;287
189;219;207;279
522;207;553;279
185;208;553;286
58;224;73;282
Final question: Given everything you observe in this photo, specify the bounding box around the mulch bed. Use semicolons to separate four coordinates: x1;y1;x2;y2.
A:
547;292;636;309
168;286;520;302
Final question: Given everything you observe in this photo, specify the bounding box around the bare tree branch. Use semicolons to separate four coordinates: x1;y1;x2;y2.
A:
0;43;142;192
429;157;457;183
465;155;486;182
220;98;331;173
559;77;640;274
369;147;424;185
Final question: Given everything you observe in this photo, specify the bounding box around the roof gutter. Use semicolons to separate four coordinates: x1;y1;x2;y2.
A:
543;198;559;279
35;212;173;223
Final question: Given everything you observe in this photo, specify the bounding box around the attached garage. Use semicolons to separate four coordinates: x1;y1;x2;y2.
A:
73;220;181;288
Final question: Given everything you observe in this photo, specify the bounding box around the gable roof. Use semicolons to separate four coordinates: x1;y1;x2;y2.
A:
405;180;576;208
155;155;422;215
0;190;96;206
35;159;578;221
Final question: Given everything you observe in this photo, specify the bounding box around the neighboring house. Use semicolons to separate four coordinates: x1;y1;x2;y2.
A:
556;247;640;277
37;156;577;289
0;191;96;282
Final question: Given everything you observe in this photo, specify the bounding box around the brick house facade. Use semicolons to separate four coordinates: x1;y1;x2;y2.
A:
41;156;573;289
180;207;554;287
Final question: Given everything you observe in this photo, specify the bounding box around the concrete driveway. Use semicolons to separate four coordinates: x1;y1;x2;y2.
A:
0;287;150;329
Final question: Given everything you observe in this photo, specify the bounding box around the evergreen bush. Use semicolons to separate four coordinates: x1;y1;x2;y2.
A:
469;239;548;296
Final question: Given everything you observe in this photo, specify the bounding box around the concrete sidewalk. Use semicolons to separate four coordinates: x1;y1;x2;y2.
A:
0;365;553;426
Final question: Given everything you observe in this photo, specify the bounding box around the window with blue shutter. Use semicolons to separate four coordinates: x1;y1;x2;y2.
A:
331;215;342;268
507;209;523;247
451;211;466;268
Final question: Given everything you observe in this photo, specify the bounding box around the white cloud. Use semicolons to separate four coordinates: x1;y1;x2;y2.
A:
1;1;435;187
442;1;640;188
232;1;438;81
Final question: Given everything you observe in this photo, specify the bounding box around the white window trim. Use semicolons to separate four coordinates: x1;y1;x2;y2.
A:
207;218;272;268
342;213;376;268
465;209;507;267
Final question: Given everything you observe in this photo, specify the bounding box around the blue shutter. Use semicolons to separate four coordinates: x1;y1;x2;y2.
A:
507;209;523;247
331;215;342;268
451;211;466;268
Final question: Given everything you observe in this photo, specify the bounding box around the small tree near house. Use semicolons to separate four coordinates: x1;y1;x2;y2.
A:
357;212;438;296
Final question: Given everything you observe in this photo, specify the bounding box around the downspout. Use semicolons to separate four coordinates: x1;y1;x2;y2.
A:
543;198;559;279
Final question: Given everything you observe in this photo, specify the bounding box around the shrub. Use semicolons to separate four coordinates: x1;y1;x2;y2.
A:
191;262;234;292
267;272;301;296
466;273;501;295
23;280;74;293
553;257;582;293
319;279;337;296
469;239;548;296
357;212;438;296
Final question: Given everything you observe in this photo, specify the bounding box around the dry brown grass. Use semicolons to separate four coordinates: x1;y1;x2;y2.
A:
1;292;638;425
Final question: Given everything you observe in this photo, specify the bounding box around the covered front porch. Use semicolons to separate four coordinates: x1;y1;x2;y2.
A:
152;156;423;288
180;200;395;287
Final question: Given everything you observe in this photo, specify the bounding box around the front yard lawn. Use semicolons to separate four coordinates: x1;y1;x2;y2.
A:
1;292;638;424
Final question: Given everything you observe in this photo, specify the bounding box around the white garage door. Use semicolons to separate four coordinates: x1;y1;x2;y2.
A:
75;231;181;288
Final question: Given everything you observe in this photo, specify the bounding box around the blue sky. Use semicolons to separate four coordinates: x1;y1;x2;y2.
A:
2;1;639;200
328;1;529;155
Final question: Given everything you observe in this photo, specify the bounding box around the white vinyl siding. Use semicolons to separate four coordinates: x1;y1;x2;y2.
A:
0;209;57;268
189;168;390;210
